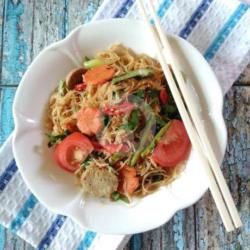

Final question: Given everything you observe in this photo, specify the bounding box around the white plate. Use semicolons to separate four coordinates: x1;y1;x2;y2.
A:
12;19;227;234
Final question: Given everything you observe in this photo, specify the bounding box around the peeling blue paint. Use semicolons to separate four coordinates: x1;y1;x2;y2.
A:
0;225;5;250
131;234;142;250
1;0;28;85
0;88;15;145
63;0;69;37
84;0;100;23
173;211;184;250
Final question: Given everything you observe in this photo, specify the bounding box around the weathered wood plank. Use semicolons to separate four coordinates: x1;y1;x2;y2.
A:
1;0;34;86
234;63;250;86
195;86;250;250
131;207;196;250
0;87;16;144
0;0;5;84
67;0;102;32
31;0;66;58
0;0;34;249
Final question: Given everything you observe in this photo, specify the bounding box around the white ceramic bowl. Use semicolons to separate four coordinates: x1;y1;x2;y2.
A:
13;19;227;234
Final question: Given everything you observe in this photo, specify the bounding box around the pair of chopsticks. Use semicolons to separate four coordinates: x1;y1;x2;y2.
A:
137;0;242;232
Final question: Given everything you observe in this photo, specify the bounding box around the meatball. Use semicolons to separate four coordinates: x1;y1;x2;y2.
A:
81;165;118;197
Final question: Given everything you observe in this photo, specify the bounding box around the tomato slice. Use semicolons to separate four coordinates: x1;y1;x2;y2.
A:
159;89;169;104
118;166;139;195
152;120;191;168
103;102;134;116
54;132;93;172
92;141;130;154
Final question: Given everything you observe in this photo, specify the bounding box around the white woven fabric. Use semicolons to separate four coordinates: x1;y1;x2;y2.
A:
0;0;249;249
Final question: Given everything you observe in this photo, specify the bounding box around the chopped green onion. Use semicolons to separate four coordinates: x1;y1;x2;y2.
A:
112;68;154;84
155;116;166;127
102;114;110;127
84;56;91;62
161;104;179;119
122;109;141;131
133;89;145;99
80;156;91;168
46;130;70;148
111;191;130;203
107;165;118;174
147;89;159;99
110;152;126;164
111;191;120;201
57;80;67;97
119;194;130;203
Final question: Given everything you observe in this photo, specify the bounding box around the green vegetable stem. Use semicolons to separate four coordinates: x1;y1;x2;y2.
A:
112;68;154;84
141;122;170;157
130;114;155;166
83;58;116;69
110;152;126;164
83;58;105;69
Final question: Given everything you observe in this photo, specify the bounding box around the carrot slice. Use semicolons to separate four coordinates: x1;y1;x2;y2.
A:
83;65;116;85
76;107;103;136
118;166;139;195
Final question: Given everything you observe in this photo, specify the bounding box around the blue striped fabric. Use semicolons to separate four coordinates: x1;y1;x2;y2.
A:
37;215;66;250
179;0;214;38
10;194;38;233
157;0;174;18
204;3;248;60
0;159;18;191
77;231;97;250
113;0;135;18
114;0;248;65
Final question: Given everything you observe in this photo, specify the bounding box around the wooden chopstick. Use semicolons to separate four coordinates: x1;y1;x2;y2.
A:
145;0;242;229
137;0;241;231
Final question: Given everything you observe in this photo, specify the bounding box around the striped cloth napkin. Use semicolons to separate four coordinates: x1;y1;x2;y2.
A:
0;0;249;249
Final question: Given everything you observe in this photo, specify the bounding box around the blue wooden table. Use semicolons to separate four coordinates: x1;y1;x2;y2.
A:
0;1;249;249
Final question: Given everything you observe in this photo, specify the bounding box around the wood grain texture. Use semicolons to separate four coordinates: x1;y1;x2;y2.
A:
0;87;16;144
235;64;250;86
1;0;34;86
0;0;4;84
0;0;249;249
67;0;101;30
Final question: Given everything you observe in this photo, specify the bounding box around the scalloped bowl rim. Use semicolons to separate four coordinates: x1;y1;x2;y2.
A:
12;19;227;234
